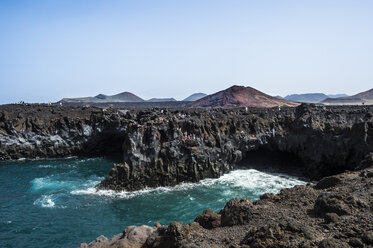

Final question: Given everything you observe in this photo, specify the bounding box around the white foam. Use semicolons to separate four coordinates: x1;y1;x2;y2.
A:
31;175;103;192
71;169;306;199
34;195;55;208
31;177;69;191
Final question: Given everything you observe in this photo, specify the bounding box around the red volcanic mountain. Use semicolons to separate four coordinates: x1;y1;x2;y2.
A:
189;85;299;108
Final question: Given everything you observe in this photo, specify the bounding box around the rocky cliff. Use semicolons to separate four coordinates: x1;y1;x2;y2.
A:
1;104;373;192
97;104;373;191
0;104;129;160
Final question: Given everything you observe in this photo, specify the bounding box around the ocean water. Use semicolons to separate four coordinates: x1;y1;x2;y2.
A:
0;157;306;248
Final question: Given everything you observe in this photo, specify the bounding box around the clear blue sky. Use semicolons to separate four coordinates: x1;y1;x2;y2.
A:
0;0;372;103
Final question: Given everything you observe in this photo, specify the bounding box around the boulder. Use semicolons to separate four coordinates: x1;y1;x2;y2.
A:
314;192;350;216
219;198;254;226
315;176;342;189
194;209;221;229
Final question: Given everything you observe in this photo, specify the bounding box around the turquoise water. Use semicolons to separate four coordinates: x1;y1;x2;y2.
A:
0;158;306;248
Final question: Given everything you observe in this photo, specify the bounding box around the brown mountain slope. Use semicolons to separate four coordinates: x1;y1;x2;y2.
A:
189;85;299;108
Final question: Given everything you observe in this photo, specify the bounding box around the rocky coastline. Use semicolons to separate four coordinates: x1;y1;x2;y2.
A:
80;166;373;248
1;103;373;247
1;104;372;189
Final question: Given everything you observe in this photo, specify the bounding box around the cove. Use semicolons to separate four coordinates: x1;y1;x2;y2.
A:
0;157;305;248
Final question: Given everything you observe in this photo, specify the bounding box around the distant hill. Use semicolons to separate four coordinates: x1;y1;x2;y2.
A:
285;93;329;102
323;88;373;105
354;88;373;100
283;93;349;103
327;94;349;98
183;93;207;101
60;92;144;103
147;98;177;102
189;85;299;108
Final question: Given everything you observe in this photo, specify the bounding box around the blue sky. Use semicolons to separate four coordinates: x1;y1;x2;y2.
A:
0;0;372;103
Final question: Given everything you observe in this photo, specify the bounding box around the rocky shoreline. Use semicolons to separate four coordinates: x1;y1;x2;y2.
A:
97;104;373;191
1;103;373;247
1;104;372;189
80;166;373;248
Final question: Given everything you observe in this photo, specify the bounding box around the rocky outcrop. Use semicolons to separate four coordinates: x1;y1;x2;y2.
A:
0;104;129;160
81;166;373;248
98;104;373;191
1;104;373;193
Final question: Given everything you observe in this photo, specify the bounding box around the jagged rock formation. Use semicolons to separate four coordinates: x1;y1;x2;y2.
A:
80;165;373;248
1;104;373;192
0;104;129;159
97;104;373;191
189;86;299;108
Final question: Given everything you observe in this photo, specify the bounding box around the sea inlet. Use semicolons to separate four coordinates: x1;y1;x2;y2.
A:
0;157;306;248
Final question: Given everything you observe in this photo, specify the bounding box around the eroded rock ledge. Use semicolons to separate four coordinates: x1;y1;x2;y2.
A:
80;166;373;248
1;104;373;192
97;104;373;191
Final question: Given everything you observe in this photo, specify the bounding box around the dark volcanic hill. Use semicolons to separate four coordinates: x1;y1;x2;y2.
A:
323;88;373;105
60;91;144;103
189;85;299;108
183;93;207;101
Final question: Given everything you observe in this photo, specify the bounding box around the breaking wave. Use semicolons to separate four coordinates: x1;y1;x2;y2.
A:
71;169;306;199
